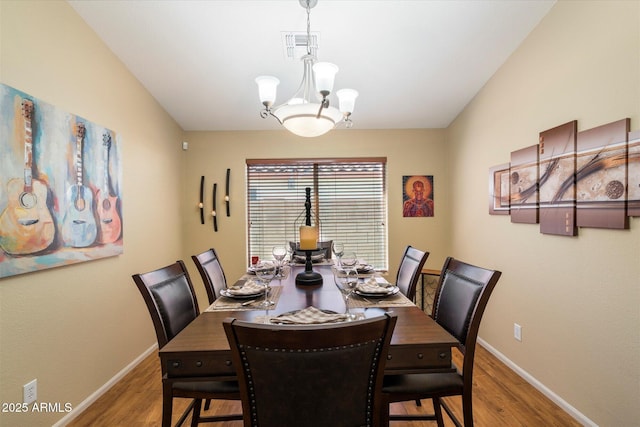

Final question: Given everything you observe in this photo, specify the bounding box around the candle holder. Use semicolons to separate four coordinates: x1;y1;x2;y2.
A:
295;187;323;286
296;249;323;286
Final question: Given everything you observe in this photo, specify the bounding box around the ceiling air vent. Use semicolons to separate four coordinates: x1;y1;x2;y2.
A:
281;31;319;61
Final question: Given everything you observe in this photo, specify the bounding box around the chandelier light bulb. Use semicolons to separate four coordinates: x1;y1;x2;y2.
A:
312;62;338;97
336;88;358;114
255;76;279;107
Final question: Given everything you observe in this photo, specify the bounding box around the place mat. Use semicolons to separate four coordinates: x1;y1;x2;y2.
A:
205;285;283;311
349;291;415;308
269;306;348;324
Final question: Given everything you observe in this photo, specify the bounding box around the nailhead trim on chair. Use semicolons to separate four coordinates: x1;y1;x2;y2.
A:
238;338;385;427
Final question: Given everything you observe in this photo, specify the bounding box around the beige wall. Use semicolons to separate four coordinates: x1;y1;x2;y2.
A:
180;129;450;307
447;1;640;426
0;1;638;426
0;2;185;426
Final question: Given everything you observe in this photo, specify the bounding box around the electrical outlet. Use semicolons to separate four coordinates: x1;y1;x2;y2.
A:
514;323;522;342
23;379;37;404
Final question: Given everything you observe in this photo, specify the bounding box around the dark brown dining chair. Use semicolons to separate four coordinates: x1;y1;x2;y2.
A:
381;257;502;427
224;313;398;427
132;260;241;427
395;245;429;301
191;248;228;305
191;248;229;411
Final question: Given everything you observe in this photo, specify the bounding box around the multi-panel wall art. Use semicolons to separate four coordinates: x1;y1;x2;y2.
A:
510;145;539;224
629;130;640;216
539;121;578;236
576;119;629;229
489;117;637;236
488;163;510;216
0;83;123;278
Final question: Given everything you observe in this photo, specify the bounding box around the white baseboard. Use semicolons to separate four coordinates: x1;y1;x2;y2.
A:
53;344;157;427
477;337;596;427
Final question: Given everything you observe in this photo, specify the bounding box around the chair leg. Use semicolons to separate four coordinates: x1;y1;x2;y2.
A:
440;398;465;427
204;399;211;410
415;398;422;407
161;383;173;427
379;396;391;427
190;399;203;427
174;400;196;427
462;390;474;427
433;398;445;427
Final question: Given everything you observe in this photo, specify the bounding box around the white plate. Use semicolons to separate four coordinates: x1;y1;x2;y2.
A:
355;286;400;298
220;288;265;299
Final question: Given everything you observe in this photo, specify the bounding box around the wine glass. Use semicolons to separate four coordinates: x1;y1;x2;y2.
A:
340;251;358;272
332;241;344;266
272;245;287;278
285;242;293;260
333;267;359;319
254;260;276;307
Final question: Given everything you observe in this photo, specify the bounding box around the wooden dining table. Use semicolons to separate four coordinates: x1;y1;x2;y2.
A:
159;263;457;381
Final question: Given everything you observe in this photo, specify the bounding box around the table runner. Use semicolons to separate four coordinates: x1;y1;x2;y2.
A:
205;285;283;311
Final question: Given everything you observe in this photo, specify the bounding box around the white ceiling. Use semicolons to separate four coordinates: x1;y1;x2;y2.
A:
68;0;555;132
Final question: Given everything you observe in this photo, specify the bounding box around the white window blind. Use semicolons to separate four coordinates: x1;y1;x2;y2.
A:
246;158;387;269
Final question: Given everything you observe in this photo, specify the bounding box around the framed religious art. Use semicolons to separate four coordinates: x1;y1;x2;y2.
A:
403;175;434;217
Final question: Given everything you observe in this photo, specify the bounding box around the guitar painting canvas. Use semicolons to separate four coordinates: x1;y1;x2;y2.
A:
0;83;123;279
0;99;55;255
96;132;122;243
61;123;98;247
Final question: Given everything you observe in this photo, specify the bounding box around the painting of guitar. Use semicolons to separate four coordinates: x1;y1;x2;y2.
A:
0;100;56;255
96;132;122;244
61;123;97;247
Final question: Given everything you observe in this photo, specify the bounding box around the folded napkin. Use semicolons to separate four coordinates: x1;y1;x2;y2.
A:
270;306;348;324
356;277;394;294
356;263;374;272
226;280;264;296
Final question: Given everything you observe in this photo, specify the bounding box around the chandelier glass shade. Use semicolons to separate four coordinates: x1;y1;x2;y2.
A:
256;0;358;138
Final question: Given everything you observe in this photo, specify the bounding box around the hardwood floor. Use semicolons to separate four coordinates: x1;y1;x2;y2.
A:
67;344;581;427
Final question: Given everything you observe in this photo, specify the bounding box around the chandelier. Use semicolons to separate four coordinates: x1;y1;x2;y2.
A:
255;0;358;138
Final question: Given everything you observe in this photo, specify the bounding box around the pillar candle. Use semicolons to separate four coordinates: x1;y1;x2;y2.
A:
299;226;318;250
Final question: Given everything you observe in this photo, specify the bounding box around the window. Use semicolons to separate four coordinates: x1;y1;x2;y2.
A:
246;158;387;270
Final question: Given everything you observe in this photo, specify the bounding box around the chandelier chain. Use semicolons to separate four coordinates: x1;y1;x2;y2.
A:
306;0;312;55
